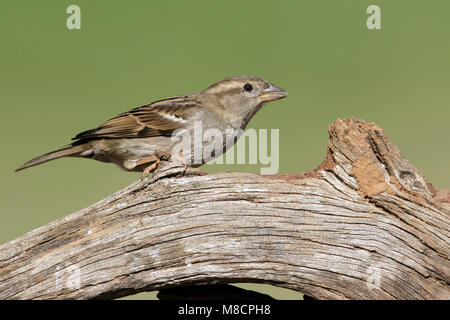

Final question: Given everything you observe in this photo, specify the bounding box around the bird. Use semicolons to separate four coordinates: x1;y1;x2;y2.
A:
15;75;288;178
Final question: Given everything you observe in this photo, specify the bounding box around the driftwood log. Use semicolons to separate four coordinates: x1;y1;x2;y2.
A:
0;118;449;300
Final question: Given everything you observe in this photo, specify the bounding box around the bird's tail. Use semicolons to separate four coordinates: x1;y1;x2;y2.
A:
15;144;89;172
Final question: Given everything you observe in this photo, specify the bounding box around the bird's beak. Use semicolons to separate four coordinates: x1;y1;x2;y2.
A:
259;84;288;102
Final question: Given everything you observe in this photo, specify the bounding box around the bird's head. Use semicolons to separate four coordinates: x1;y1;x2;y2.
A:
200;75;288;123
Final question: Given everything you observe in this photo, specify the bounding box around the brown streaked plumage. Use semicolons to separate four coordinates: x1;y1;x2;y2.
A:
72;96;199;140
15;75;288;177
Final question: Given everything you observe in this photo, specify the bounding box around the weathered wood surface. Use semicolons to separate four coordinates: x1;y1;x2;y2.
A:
0;118;448;299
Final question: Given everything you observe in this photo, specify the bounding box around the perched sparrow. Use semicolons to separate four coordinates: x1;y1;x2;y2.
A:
16;75;288;177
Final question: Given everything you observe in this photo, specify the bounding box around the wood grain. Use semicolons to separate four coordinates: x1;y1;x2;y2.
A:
0;118;448;299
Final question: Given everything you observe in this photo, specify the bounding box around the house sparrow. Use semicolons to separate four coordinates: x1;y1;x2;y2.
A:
15;75;288;178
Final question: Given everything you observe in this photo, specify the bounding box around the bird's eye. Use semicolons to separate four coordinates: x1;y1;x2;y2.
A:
243;83;253;92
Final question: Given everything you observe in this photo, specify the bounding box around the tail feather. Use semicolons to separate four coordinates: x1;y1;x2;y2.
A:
15;144;89;172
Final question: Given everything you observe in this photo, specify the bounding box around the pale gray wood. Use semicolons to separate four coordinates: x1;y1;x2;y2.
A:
0;118;448;300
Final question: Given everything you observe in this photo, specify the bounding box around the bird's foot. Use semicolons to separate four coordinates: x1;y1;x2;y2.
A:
141;160;160;180
153;150;172;162
137;151;193;180
168;152;190;175
135;155;160;180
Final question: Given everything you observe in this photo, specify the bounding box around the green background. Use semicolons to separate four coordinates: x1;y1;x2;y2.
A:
1;0;449;300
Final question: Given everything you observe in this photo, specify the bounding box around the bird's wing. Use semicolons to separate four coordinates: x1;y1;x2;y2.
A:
72;96;199;141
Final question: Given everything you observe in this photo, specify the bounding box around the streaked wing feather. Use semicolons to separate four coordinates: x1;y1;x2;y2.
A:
72;96;198;140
